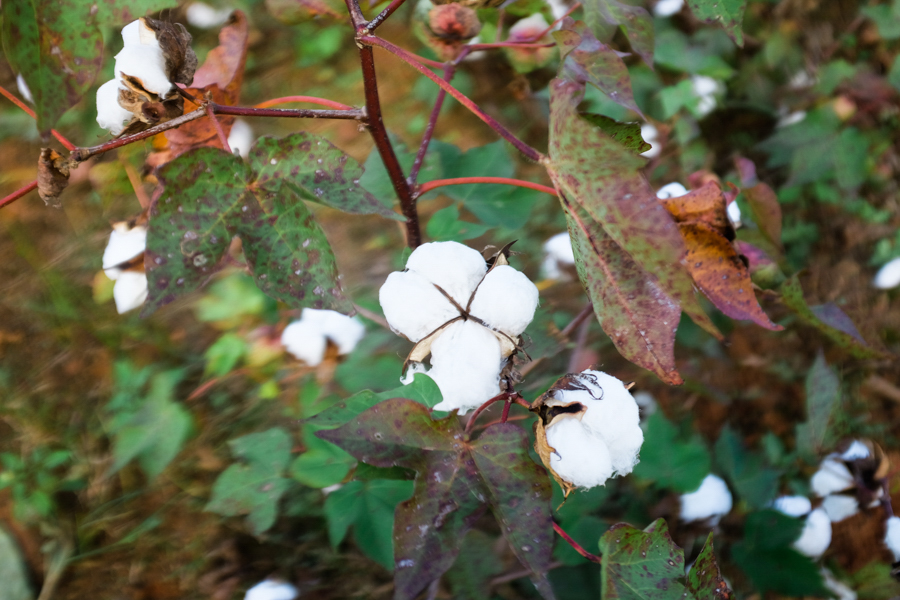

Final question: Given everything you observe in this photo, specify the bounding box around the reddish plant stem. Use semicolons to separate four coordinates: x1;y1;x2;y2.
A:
418;177;557;197
467;41;556;50
533;2;581;40
0;84;76;151
464;392;513;434
73;107;208;160
553;522;602;564
361;35;545;163
343;0;366;28
254;96;354;111
206;103;232;153
367;0;408;32
0;180;38;210
408;58;461;186
500;397;512;423
211;104;364;120
560;302;594;338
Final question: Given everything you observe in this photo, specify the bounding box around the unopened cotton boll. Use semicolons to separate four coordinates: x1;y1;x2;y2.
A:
793;508;832;558
244;580;298;600
810;458;855;496
885;516;900;561
113;271;149;313
772;495;812;518
873;257;900;290
103;222;147;278
656;182;688;200
227;119;254;158
379;270;461;342
679;474;733;523
468;265;539;341
405;241;487;305
653;0;684;17
96;80;135;136
186;2;234;28
428;321;502;414
640;123;660;158
821;494;859;522
16;74;33;104
281;309;365;366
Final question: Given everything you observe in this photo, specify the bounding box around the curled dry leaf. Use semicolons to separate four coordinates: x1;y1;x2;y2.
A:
37;148;75;207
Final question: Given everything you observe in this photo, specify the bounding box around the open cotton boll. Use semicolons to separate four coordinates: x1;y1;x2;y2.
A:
186;2;234;28
103;222;147;277
546;417;614;488
726;201;742;228
691;75;720;117
469;265;539;340
873;257;900;290
96;80;135;136
680;474;733;523
772;495;812;518
113;271;149;313
793;508;832;558
404;241;487;306
656;182;688;199
822;494;859;522
379;270;461;342
244;580;298;600
811;458;855;496
115;45;172;97
640;123;660;158
429;321;502;414
885;516;900;561
653;0;684;17
840;440;871;461
227;119;254;158
300;309;365;355
542;232;575;280
16;74;33;104
121;19;158;47
280;319;328;366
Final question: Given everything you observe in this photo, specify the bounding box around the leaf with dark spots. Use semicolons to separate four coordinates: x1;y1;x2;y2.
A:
599;519;694;600
584;0;654;67
564;198;683;385
741;183;782;250
580;114;651;155
553;20;644;117
686;0;746;47
686;534;733;600
659;182;731;234
680;223;782;330
265;0;345;24
93;0;179;27
249;133;403;221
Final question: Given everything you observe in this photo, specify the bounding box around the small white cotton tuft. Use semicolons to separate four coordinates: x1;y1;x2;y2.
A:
884;516;900;562
186;2;234;28
772;495;812;518
810;458;854;496
96;80;134;136
469;265;539;340
656;182;688;199
777;110;807;128
115;44;172;97
281;309;365;366
640;123;660;158
793;508;832;558
547;418;614;488
244;580;298;600
429;321;502;414
404;242;487;306
542;232;575;280
401;362;428;385
281;320;327;366
822;569;857;600
653;0;684;17
546;0;570;20
227;119;254;158
726;201;742;228
120;19;157;47
379;270;460;342
691;75;720;117
840;440;871;461
508;14;550;40
680;474;733;523
16;74;33;104
113;271;148;313
821;494;859;523
873;257;900;290
103;222;147;276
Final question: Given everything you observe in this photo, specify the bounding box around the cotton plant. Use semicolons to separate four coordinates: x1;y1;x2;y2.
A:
541;232;575;280
653;0;684;17
102;221;149;314
243;580;298;600
379;241;539;413
679;474;733;524
505;14;556;72
186;2;234;29
771;494;833;558
885;516;900;563
690;75;722;118
227;119;254;159
640;123;661;158
280;308;366;367
873;257;900;290
810;439;887;523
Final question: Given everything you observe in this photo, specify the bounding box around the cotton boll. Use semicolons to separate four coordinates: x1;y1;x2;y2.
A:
508;14;550;40
810;458;855;496
301;309;365;355
115;45;172;97
726;201;742;228
691;76;720;117
281;319;327;366
103;223;147;276
640;123;660;158
96;80;134;136
821;494;859;522
776;110;807;128
186;2;234;29
244;580;298;600
542;232;575;279
885;516;900;561
772;495;812;518
656;182;688;199
469;265;539;339
113;271;148;313
379;270;460;342
822;569;857;600
653;0;684;17
840;440;871;461
546;417;614;488
873;257;900;290
429;321;502;414
680;474;733;523
16;74;33;104
227;119;254;158
404;241;487;306
793;508;832;558
401;362;428;385
120;19;158;47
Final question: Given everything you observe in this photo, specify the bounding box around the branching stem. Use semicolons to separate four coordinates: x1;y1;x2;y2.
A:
206;103;232;153
418;177;557;197
0;180;38;209
0;84;76;150
254;96;354;111
553;522;602;563
368;0;409;32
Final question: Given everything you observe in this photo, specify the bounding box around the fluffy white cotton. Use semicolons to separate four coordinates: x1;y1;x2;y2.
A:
840;440;871;461
873;257;900;290
811;458;855;496
680;474;733;523
113;271;149;313
691;75;720;117
428;321;502;414
822;569;857;600
789;70;815;90
16;74;33;104
121;18;157;46
469;265;539;340
772;495;812;518
793;508;832;558
227;119;254;158
777;110;807;128
547;417;614;488
244;580;298;600
103;222;147;278
186;2;233;28
281;309;365;366
542;232;575;279
656;182;688;200
405;242;487;306
640;123;660;158
115;44;172;97
727;201;742;228
822;494;859;522
96;80;134;136
509;14;550;39
885;516;900;561
653;0;684;17
379;270;461;342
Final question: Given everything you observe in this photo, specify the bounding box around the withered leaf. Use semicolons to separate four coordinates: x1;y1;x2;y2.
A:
660;181;733;238
37;148;74;207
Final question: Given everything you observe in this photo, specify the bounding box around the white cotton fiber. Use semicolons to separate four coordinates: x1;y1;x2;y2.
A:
16;74;33;104
727;201;742;228
96;80;134;136
656;182;688;199
379;270;461;342
680;474;733;523
103;223;147;276
640;123;660;158
244;580;298;600
547;417;614;488
884;516;900;562
113;271;148;313
469;265;539;339
508;14;549;40
840;440;871;461
873;257;900;290
810;458;854;496
115;44;172;97
227;119;254;158
544;232;574;265
120;19;157;47
281;309;365;366
793;508;832;558
405;242;487;306
822;569;857;600
821;494;859;523
653;0;684;17
281;319;327;366
429;321;502;414
186;2;234;28
772;495;812;518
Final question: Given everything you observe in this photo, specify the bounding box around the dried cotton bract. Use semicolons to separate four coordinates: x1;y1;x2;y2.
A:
531;370;643;498
102;222;148;313
379;241;539;414
281;309;365;367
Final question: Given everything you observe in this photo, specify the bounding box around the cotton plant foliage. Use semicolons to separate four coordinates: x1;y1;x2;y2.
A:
379;241;539;414
531;370;644;498
281;308;366;367
102;221;149;314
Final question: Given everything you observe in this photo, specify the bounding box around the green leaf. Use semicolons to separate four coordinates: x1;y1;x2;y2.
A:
861;2;900;40
426;206;492;242
205;428;293;535
204;332;248;377
632;412;710;492
583;0;654;66
195;273;274;326
599;519;692;600
686;0;746;47
445;530;505;600
714;428;778;509
580;114;651;154
290;424;354;488
795;353;840;459
360;135;443;203
686;534;731;600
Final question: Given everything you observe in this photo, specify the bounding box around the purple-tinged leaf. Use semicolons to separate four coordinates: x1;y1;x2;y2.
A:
686;0;747;47
686;533;733;600
584;0;654;67
553;20;644;118
565;199;683;384
742;183;782;250
809;304;867;345
599;519;691;600
249;133;403;221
